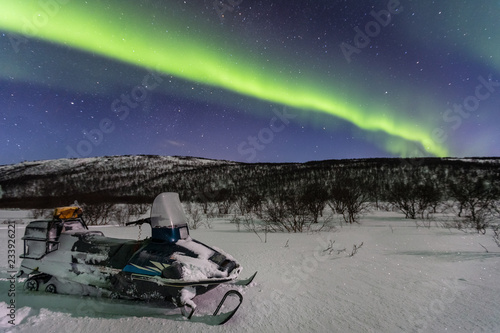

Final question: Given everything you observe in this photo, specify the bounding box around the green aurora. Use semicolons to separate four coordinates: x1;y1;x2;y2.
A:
0;1;450;157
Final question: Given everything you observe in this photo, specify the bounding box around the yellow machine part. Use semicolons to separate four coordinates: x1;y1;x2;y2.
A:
53;206;83;220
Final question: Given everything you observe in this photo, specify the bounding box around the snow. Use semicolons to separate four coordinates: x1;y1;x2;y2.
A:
1;210;499;332
0;156;236;177
172;239;241;282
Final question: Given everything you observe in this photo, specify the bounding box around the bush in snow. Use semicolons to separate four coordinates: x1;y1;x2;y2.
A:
322;239;364;257
29;208;52;219
493;226;500;247
234;191;264;218
113;204;147;226
184;202;204;229
386;173;441;220
301;184;329;224
127;203;150;216
214;188;234;216
241;214;269;242
262;190;314;233
113;205;130;226
81;202;117;225
448;171;499;233
327;173;370;224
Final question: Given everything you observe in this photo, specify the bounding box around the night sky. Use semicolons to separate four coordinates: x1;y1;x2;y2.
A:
1;0;499;165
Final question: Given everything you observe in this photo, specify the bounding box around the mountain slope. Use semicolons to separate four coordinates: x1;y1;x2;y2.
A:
0;155;499;208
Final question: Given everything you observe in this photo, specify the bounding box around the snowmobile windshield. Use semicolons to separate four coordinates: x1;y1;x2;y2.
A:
150;193;189;242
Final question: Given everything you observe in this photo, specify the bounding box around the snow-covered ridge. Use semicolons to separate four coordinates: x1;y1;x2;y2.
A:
1;155;498;177
0;155;242;203
0;155;236;177
0;155;499;208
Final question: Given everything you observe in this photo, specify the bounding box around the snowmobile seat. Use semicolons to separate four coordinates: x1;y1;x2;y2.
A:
107;240;143;269
71;233;143;269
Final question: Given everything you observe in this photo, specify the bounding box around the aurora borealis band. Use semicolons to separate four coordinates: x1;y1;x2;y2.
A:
1;1;500;164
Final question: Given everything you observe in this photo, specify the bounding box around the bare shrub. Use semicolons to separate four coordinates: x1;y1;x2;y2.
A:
348;242;364;257
234;192;264;218
2;219;22;225
230;214;242;232
112;204;132;226
128;203;150;216
205;202;218;219
214;188;234;216
328;174;370;224
184;202;204;229
493;227;500;247
301;184;328;224
241;214;267;242
322;239;364;258
204;216;214;229
262;192;314;233
81;202;117;225
388;178;441;220
448;173;499;233
30;208;52;219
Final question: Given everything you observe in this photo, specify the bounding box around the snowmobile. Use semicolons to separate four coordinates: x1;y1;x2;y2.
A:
18;192;256;324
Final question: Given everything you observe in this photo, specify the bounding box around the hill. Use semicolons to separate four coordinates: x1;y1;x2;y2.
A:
0;155;499;209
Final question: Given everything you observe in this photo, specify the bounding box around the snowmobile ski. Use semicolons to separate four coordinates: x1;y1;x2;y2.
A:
212;289;243;325
232;271;257;286
182;289;243;325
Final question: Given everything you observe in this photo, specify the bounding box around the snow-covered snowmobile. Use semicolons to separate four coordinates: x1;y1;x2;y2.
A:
18;192;256;324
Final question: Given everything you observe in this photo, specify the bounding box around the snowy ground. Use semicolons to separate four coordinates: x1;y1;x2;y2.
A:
0;209;499;333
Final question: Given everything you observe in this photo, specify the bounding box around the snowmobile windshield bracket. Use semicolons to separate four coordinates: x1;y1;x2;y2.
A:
125;218;151;226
